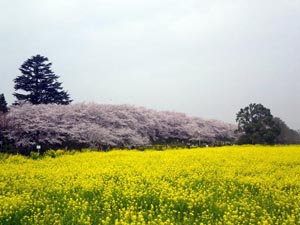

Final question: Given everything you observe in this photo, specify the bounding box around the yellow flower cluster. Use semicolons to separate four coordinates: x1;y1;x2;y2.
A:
0;145;300;224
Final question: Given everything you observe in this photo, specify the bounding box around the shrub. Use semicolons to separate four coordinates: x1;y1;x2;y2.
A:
45;149;56;158
56;149;66;156
30;151;40;160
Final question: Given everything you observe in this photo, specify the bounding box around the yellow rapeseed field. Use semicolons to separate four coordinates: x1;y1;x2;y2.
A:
0;145;300;225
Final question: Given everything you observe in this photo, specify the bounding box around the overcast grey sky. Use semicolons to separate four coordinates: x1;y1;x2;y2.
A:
1;0;300;128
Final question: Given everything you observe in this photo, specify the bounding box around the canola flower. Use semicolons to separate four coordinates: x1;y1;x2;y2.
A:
0;145;300;224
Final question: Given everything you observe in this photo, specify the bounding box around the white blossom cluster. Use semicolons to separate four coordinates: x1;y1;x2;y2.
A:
4;103;237;149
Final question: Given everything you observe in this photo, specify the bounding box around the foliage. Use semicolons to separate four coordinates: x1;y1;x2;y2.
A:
236;103;280;144
0;94;8;113
4;103;237;152
0;113;5;145
44;149;68;158
44;149;57;158
274;117;300;144
29;151;40;160
0;97;9;152
13;55;72;105
0;153;10;161
0;146;300;224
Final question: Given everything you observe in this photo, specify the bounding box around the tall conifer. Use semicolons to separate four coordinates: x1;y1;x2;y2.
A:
0;94;8;113
14;55;72;105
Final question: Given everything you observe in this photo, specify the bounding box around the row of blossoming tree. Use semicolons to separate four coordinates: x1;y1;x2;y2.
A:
0;55;236;154
4;103;236;154
1;54;298;154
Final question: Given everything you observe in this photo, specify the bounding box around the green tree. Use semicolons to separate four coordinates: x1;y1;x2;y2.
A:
236;103;280;144
0;94;8;113
273;117;300;144
13;55;72;105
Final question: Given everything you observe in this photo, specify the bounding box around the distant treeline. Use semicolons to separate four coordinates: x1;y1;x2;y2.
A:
0;103;237;154
1;55;299;154
1;103;300;155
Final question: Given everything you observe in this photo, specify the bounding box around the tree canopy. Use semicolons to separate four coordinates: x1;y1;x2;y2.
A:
273;117;300;144
236;103;280;144
13;55;72;105
5;103;236;153
0;94;8;113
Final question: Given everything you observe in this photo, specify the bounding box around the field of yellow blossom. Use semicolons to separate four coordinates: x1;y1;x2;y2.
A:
0;145;300;224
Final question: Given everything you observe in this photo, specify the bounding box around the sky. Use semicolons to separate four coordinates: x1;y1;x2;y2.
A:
0;0;300;129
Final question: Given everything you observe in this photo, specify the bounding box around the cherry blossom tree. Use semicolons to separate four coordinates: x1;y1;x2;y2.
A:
5;103;237;152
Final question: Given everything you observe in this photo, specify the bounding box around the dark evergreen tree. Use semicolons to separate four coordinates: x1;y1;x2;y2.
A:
0;93;8;152
236;103;280;144
13;55;72;105
0;94;8;113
